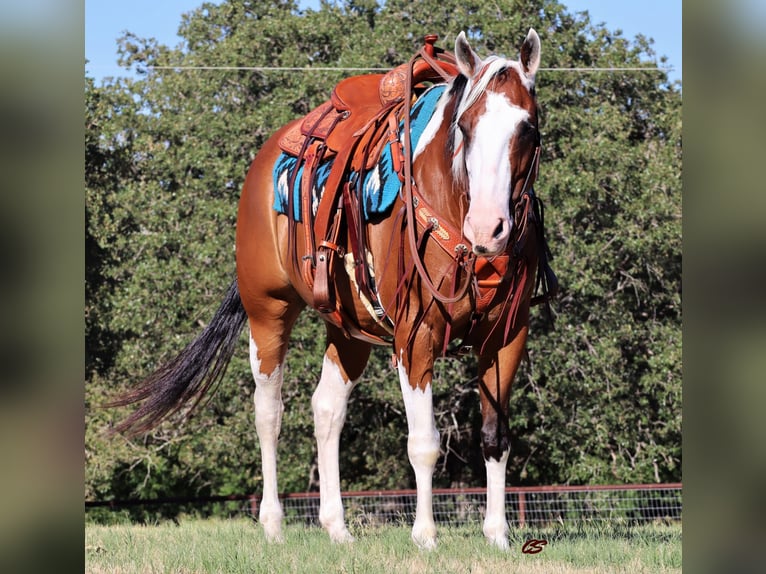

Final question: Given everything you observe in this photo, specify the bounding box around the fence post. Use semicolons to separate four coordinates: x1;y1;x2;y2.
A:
249;495;258;519
518;491;526;528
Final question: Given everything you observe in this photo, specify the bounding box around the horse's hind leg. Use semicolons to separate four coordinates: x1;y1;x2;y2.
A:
312;325;371;543
248;301;302;543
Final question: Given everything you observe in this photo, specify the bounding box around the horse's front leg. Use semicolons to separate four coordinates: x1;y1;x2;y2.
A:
395;341;440;550
477;325;529;550
312;326;370;544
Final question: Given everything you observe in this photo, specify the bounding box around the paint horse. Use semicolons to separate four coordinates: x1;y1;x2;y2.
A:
112;30;556;550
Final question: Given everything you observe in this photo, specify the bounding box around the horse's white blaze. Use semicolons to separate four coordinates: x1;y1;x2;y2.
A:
312;354;357;543
462;92;529;253
397;351;440;549
250;334;285;542
483;449;510;550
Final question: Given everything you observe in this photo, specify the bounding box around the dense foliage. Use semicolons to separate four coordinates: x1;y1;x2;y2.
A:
85;0;681;515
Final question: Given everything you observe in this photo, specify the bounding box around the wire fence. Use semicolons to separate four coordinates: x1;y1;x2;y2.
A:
86;483;681;528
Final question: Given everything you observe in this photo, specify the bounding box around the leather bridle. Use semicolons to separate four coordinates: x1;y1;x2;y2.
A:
399;45;542;309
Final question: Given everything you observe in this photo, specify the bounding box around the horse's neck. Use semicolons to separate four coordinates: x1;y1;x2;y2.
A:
412;113;467;230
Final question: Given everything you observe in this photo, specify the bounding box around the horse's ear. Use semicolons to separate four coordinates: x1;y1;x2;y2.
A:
520;28;541;78
455;31;480;78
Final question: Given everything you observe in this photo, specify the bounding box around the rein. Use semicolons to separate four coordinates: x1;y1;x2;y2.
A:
400;45;474;306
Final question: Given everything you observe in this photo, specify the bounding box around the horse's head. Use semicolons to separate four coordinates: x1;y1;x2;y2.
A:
451;30;541;256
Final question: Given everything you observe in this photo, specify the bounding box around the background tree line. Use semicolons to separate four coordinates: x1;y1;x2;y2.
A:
85;0;681;518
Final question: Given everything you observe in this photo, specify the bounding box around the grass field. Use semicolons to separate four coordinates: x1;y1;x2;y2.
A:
85;517;681;573
85;519;681;574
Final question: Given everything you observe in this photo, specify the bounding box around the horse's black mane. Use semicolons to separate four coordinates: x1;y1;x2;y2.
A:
445;73;468;160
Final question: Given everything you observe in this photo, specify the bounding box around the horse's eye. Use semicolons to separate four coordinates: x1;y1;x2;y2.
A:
521;122;539;142
496;69;509;83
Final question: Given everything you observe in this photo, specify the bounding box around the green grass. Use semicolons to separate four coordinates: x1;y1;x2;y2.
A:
85;518;681;574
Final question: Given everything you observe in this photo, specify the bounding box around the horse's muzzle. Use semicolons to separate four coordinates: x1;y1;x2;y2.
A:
464;216;511;256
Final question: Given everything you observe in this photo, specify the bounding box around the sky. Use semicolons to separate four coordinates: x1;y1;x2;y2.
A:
85;0;681;84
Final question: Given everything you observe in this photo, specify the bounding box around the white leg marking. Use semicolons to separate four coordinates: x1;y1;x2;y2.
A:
250;335;285;543
397;352;440;550
483;449;510;550
312;354;357;543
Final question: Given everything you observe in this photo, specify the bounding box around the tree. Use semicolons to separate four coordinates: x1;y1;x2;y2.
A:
85;0;681;516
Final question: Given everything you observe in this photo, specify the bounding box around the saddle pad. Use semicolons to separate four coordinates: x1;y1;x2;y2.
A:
273;84;446;221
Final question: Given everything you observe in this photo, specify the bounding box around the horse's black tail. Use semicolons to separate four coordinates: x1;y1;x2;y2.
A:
107;277;249;437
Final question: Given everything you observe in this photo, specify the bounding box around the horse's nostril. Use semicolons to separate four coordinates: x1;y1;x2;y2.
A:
492;220;505;239
474;244;489;255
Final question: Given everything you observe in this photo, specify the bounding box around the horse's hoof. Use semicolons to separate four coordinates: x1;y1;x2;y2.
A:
328;527;355;544
263;531;285;544
412;523;438;551
414;535;438;551
483;523;510;551
261;518;285;544
487;534;510;551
